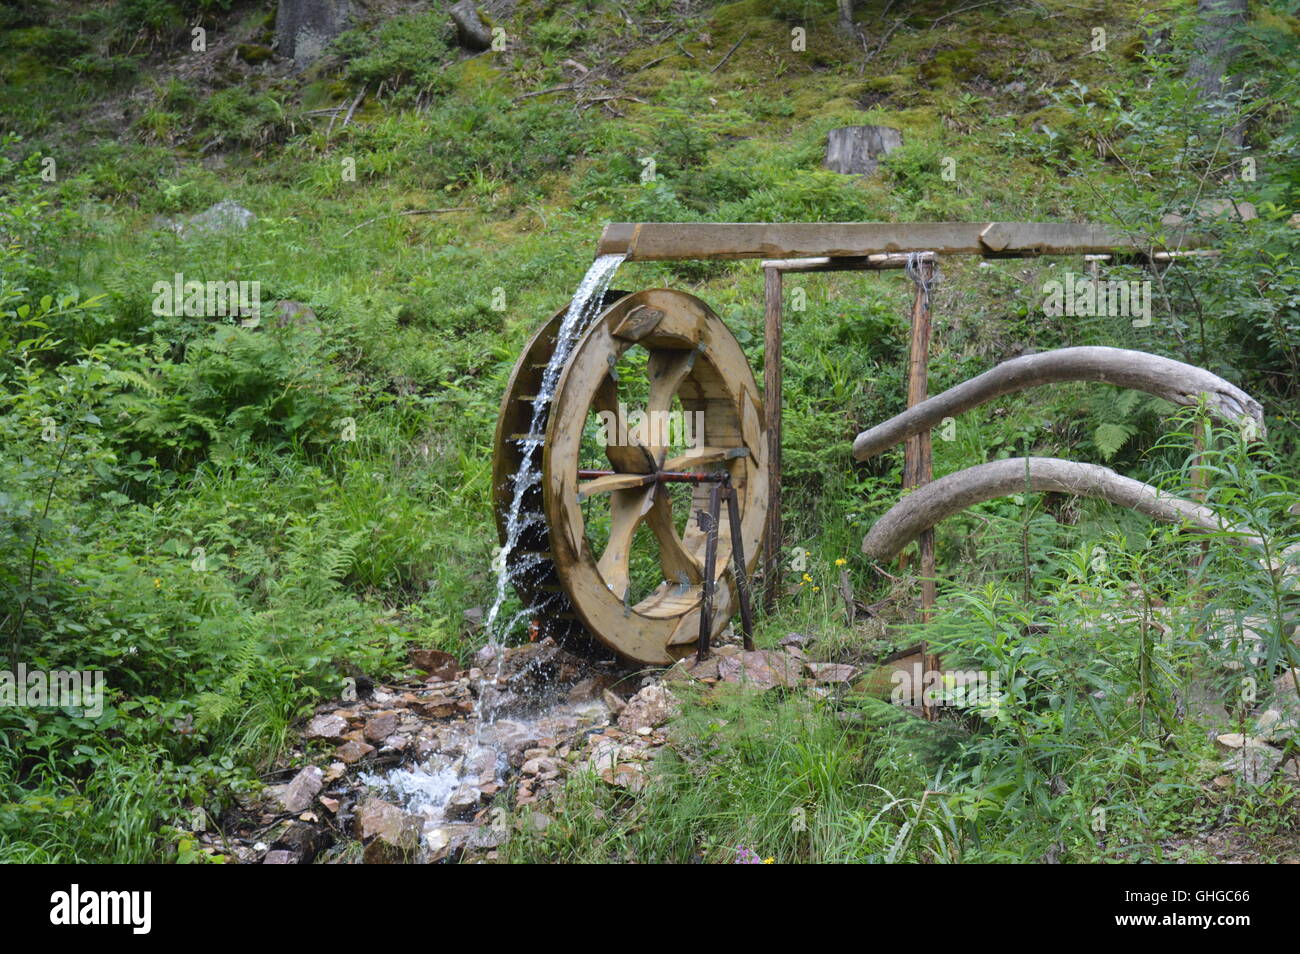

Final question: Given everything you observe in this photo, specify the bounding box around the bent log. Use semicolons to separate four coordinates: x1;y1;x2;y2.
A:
861;457;1262;561
852;347;1264;462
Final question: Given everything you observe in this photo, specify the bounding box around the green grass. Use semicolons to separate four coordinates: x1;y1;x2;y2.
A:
0;0;1297;861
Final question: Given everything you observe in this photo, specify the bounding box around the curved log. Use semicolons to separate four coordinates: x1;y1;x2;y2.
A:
861;457;1262;561
852;347;1264;462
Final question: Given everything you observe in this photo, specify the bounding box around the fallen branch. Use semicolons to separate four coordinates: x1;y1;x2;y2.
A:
861;456;1263;561
709;31;748;73
341;208;472;239
852;346;1264;461
340;83;367;129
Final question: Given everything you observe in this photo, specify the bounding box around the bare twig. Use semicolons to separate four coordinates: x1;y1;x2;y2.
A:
709;31;748;73
340;83;367;130
341;208;472;239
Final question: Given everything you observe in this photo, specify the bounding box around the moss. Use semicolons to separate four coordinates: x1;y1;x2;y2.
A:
917;42;981;88
449;55;502;92
236;44;274;65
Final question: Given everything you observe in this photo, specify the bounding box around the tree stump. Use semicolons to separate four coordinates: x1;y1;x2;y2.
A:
824;125;903;175
275;0;352;70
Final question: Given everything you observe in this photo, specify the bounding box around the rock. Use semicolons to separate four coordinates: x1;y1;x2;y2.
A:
263;849;295;864
445;784;482;821
807;662;857;684
566;675;607;703
463;606;485;629
450;0;493;51
824;125;903;175
618;685;680;733
236;43;274;65
417;695;458;719
717;650;803;690
603;762;647;792
322;761;346;783
601;689;626;714
275;0;352;69
528;811;552;832
779;633;813;649
468;824;509;849
305;713;347;740
269;765;323;814
363;710;399;743
1223;745;1283;786
272;821;331;864
171;200;256;239
410;648;459;682
1254;707;1299;741
274;300;319;332
335;738;376;764
356;797;421;862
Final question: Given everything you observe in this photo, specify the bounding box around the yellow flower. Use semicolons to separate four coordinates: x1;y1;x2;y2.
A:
802;573;813;583
812;586;820;593
762;857;775;864
834;558;847;566
154;578;161;588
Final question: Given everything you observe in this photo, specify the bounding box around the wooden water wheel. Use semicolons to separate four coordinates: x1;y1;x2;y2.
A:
492;289;769;665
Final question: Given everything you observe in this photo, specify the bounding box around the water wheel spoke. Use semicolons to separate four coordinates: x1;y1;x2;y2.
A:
578;472;655;499
596;485;655;599
644;488;703;583
662;446;748;471
593;372;652;473
645;349;698;463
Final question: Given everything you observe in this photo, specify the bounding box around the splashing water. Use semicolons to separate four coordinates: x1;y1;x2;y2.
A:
483;252;626;643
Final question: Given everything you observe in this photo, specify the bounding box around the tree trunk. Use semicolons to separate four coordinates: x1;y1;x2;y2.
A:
1184;0;1249;144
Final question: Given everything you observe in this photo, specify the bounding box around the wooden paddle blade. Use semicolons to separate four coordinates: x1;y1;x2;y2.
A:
662;446;748;472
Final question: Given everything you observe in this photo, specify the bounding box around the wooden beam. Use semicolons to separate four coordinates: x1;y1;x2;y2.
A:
597;222;1202;261
763;266;783;613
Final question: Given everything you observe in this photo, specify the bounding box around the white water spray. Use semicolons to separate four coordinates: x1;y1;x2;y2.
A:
483;252;626;642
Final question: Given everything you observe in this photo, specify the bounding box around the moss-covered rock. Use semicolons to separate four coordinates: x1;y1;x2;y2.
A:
236;44;275;65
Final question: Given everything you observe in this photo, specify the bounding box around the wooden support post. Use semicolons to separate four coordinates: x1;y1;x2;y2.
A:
902;256;939;719
763;266;783;612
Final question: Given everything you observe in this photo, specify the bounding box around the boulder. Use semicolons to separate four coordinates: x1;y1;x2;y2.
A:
450;0;493;51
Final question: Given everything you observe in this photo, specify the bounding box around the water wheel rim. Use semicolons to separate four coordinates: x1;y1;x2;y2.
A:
542;289;768;665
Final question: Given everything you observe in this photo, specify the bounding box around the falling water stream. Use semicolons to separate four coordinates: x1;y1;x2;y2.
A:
364;254;627;837
483;251;626;641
